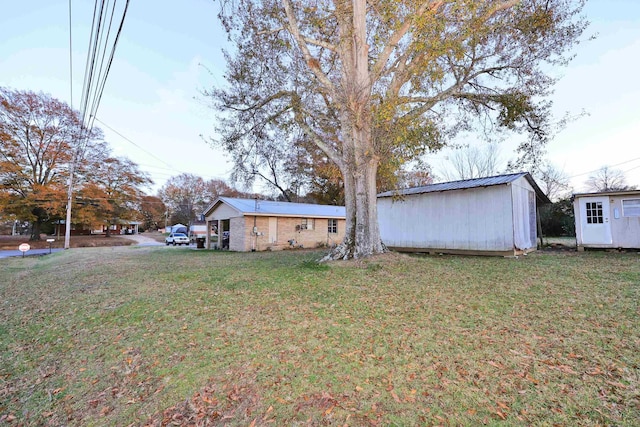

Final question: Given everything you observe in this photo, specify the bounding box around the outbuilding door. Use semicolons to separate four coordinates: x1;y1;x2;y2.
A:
268;217;278;244
579;197;612;245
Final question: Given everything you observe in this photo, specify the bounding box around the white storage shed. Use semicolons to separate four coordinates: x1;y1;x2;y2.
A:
377;172;550;256
573;190;640;250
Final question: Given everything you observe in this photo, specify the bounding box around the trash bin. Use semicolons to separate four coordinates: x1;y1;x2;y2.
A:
196;237;205;249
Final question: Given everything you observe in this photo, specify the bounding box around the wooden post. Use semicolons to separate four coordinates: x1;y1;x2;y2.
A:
536;206;544;248
205;219;211;250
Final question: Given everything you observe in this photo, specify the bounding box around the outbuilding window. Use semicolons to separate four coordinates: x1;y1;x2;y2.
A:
586;201;603;224
622;199;640;217
328;219;338;234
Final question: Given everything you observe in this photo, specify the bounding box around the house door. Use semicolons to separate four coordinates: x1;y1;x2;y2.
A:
580;197;612;245
268;217;277;244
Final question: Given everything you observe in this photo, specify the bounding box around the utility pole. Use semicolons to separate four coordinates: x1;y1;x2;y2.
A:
63;154;77;249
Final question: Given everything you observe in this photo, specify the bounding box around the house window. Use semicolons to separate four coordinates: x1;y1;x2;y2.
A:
328;219;338;234
622;199;640;217
585;201;604;224
300;218;314;230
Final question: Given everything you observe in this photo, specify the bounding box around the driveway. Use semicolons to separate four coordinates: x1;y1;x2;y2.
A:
120;234;165;246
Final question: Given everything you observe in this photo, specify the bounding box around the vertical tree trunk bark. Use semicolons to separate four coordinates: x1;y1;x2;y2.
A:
321;0;386;260
30;221;42;241
353;156;384;257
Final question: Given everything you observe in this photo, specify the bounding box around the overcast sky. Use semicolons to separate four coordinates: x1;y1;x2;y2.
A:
1;0;639;194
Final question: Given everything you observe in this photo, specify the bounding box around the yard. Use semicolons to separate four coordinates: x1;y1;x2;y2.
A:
1;247;638;425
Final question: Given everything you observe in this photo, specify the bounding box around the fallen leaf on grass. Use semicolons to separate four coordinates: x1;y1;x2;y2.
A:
487;360;504;369
605;380;627;389
555;365;578;374
495;409;507;420
587;367;603;376
2;414;17;422
524;373;539;384
496;401;509;410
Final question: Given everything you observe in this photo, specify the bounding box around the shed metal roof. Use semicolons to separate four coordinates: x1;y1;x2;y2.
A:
377;172;550;203
205;197;346;218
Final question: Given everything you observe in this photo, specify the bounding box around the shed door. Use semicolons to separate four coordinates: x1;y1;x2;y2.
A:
268;217;277;244
579;197;612;245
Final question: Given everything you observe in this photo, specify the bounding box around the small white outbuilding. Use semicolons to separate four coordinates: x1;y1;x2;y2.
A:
377;172;550;256
573;190;640;250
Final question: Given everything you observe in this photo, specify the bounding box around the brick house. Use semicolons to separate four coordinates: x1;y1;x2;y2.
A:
202;197;346;251
54;219;142;236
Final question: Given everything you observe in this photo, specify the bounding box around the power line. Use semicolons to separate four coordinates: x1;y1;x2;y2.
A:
94;117;233;183
567;156;640;179
94;117;174;168
86;0;130;133
65;0;131;249
68;0;73;109
78;0;130;134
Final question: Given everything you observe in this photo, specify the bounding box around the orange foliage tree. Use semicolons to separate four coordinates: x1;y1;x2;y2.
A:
0;87;100;239
75;152;152;236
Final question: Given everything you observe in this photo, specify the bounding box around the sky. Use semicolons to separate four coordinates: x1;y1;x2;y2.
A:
1;0;639;195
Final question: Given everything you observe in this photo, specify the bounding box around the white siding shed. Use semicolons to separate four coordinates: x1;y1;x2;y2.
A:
377;172;549;256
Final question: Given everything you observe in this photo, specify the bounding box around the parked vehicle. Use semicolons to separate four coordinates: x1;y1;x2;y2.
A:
165;232;190;246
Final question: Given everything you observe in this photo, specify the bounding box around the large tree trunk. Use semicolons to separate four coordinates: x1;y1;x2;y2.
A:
352;155;385;256
30;221;42;241
321;0;386;260
29;207;45;241
323;154;385;260
323;108;385;260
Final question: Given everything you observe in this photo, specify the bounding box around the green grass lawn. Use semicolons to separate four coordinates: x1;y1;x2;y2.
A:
1;247;638;426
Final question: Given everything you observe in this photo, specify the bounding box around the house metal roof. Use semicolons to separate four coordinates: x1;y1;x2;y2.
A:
377;172;551;203
205;197;346;218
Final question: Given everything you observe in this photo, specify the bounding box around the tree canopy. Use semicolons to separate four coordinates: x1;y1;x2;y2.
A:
0;87;99;239
208;0;587;258
158;174;255;225
585;166;634;193
1;87;153;239
75;151;152;236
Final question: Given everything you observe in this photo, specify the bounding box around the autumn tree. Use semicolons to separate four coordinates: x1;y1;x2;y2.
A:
75;152;152;236
395;166;435;189
158;174;252;225
139;195;167;231
306;156;345;205
0;87;101;240
209;0;587;259
585;166;633;193
158;174;208;225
